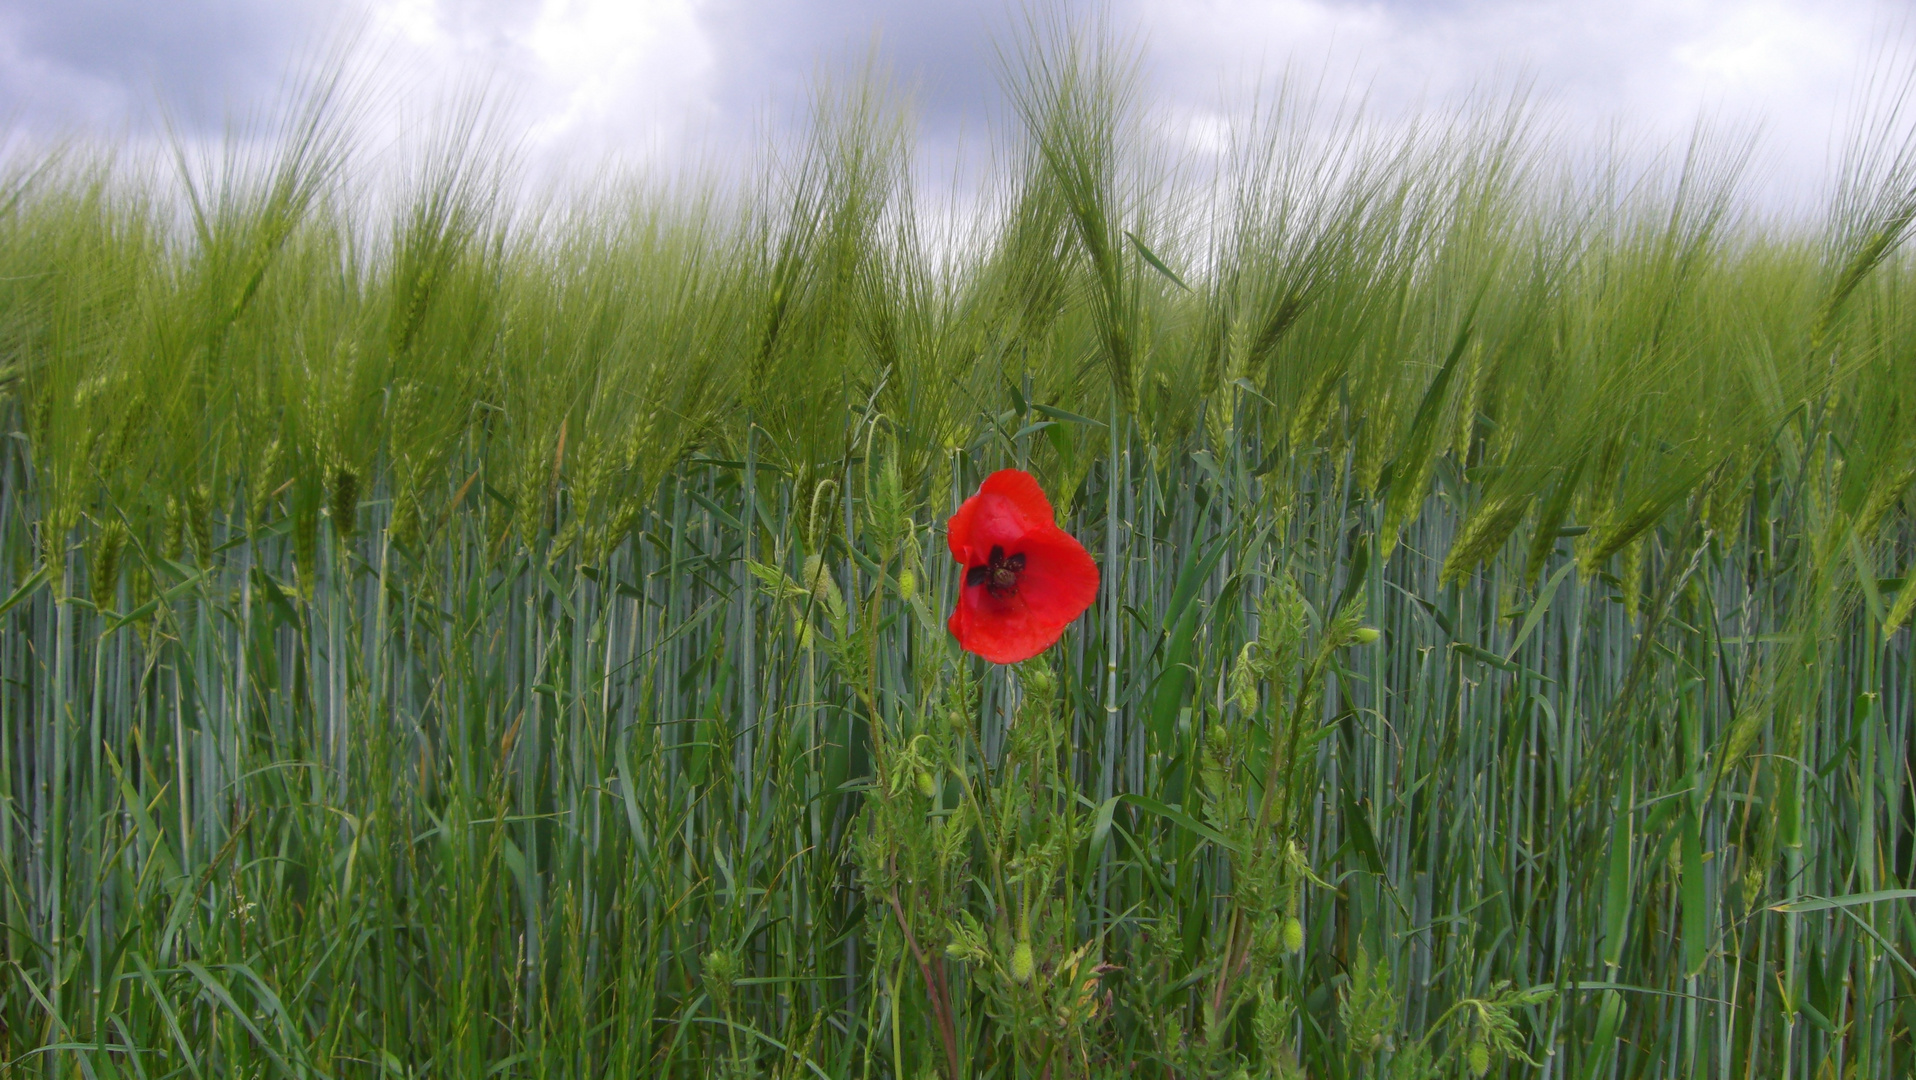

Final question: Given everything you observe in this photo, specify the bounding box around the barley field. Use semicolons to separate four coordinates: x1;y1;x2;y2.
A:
2;26;1915;1080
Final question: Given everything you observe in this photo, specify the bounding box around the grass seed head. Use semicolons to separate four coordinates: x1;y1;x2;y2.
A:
163;496;185;562
331;465;359;541
90;519;127;609
186;483;213;563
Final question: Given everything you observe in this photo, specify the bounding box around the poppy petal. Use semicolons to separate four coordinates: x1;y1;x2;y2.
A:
1006;525;1099;624
977;469;1055;523
946;469;1054;566
949;582;1071;664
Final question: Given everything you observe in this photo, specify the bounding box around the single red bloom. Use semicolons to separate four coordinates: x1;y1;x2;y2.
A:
945;469;1099;664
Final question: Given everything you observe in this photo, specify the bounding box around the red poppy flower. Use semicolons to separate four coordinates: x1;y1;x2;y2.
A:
945;469;1099;664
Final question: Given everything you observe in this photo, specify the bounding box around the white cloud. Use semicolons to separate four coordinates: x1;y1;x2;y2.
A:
349;0;719;178
1129;0;1891;212
522;0;714;148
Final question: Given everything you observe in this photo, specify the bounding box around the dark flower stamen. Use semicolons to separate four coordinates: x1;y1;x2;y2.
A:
965;544;1026;597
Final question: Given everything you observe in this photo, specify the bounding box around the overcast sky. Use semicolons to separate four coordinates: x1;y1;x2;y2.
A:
0;0;1903;215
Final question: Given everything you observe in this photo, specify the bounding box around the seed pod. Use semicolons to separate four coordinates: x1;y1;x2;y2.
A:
802;553;843;616
1468;1039;1490;1077
1011;941;1034;984
1283;916;1305;953
915;768;937;799
1018;663;1055;699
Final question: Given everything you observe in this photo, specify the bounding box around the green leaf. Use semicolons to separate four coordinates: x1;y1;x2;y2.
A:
1086;795;1120;871
1252;438;1288;476
1148;599;1202;749
1118;793;1244;854
1602;804;1632;968
1507;559;1576;659
1333;534;1370;617
0;564;49;617
1452;641;1555;683
1126;230;1191;291
1583;990;1626;1080
1148;533;1231;747
105;566;212;633
182;962;297;1078
1032;402;1106;428
1166;532;1230;634
1342;796;1386;875
1680;803;1708;976
681;1017;835;1080
1770;889;1916;913
688;489;745;533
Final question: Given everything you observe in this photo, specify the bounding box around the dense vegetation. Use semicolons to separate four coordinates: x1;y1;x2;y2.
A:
2;25;1915;1079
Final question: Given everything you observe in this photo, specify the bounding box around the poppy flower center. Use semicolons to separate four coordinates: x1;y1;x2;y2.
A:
965;545;1026;598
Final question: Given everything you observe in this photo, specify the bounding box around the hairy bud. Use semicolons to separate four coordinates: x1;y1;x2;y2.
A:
1010;941;1035;984
802;553;844;618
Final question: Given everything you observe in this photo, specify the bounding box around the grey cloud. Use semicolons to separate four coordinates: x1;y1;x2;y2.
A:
0;0;1898;218
0;0;325;129
691;0;1100;143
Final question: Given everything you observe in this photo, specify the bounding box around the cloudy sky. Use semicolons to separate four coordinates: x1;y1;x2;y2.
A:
0;0;1902;214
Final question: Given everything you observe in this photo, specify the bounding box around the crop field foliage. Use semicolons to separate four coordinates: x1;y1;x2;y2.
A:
3;24;1916;1080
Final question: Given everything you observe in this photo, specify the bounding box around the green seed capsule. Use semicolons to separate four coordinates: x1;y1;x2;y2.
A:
1468;1040;1490;1077
915;768;937;798
1011;941;1034;984
1021;673;1053;701
1282;916;1304;953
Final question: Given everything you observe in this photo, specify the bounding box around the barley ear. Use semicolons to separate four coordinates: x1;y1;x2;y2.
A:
1884;572;1916;641
91;519;128;610
330;465;359;542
